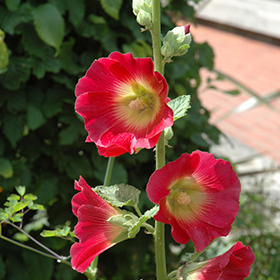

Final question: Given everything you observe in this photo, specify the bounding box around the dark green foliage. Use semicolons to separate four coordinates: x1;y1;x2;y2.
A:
0;0;220;279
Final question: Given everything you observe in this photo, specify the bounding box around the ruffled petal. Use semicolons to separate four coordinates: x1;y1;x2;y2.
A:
146;151;241;252
75;52;173;157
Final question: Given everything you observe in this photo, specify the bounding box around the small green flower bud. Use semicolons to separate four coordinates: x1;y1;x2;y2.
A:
132;0;152;27
161;41;174;58
161;24;192;59
164;126;174;146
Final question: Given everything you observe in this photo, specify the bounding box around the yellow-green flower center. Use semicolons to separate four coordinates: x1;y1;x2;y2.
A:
128;90;154;111
167;177;205;216
115;81;160;131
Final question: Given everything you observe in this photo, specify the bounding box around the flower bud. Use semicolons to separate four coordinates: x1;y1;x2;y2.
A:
136;9;152;26
132;0;152;27
161;24;192;59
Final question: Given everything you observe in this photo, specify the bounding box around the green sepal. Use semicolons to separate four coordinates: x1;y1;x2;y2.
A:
179;261;208;280
93;184;140;208
128;205;159;238
168;95;191;121
107;212;140;242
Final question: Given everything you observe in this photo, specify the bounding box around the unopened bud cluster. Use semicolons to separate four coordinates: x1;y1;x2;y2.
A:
161;24;192;60
132;0;153;27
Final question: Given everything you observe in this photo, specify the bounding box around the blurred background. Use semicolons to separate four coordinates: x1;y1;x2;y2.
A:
0;0;279;279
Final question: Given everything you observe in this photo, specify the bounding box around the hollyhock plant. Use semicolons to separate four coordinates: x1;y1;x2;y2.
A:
75;52;173;157
70;177;139;273
146;151;241;252
179;242;255;280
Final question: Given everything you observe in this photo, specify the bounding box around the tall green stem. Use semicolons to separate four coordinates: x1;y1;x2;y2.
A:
103;157;115;186
151;1;167;279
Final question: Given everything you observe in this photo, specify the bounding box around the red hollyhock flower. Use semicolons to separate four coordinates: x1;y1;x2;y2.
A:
146;151;241;252
70;177;128;273
181;242;255;280
75;52;173;157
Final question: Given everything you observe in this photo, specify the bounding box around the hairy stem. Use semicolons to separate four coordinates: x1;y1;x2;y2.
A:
151;1;167;279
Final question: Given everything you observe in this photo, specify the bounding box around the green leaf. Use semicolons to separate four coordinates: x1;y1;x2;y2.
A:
58;121;80;145
168;95;191;121
5;0;21;11
41;226;74;238
128;206;159;238
3;113;24;147
32;3;65;55
100;0;123;20
0;30;9;69
0;56;31;90
9;213;24;222
67;0;85;28
7;200;30;215
40;230;57;237
28;203;45;211
27;105;45;130
7;194;20;201
23;250;54;280
0;3;33;35
0;209;9;221
88;14;106;25
23;193;38;200
93;184;140;208
16;185;26;196
13;232;29;242
0;157;13;178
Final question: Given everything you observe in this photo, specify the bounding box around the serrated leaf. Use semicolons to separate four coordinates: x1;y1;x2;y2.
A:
100;0;123;20
93;184;140;208
27;105;45;130
168;95;191;121
0;157;13;178
32;3;65;55
128;206;159;237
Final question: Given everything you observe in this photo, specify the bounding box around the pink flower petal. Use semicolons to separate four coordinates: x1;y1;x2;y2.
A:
146;151;241;252
188;242;255;280
70;177;125;273
75;52;173;157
